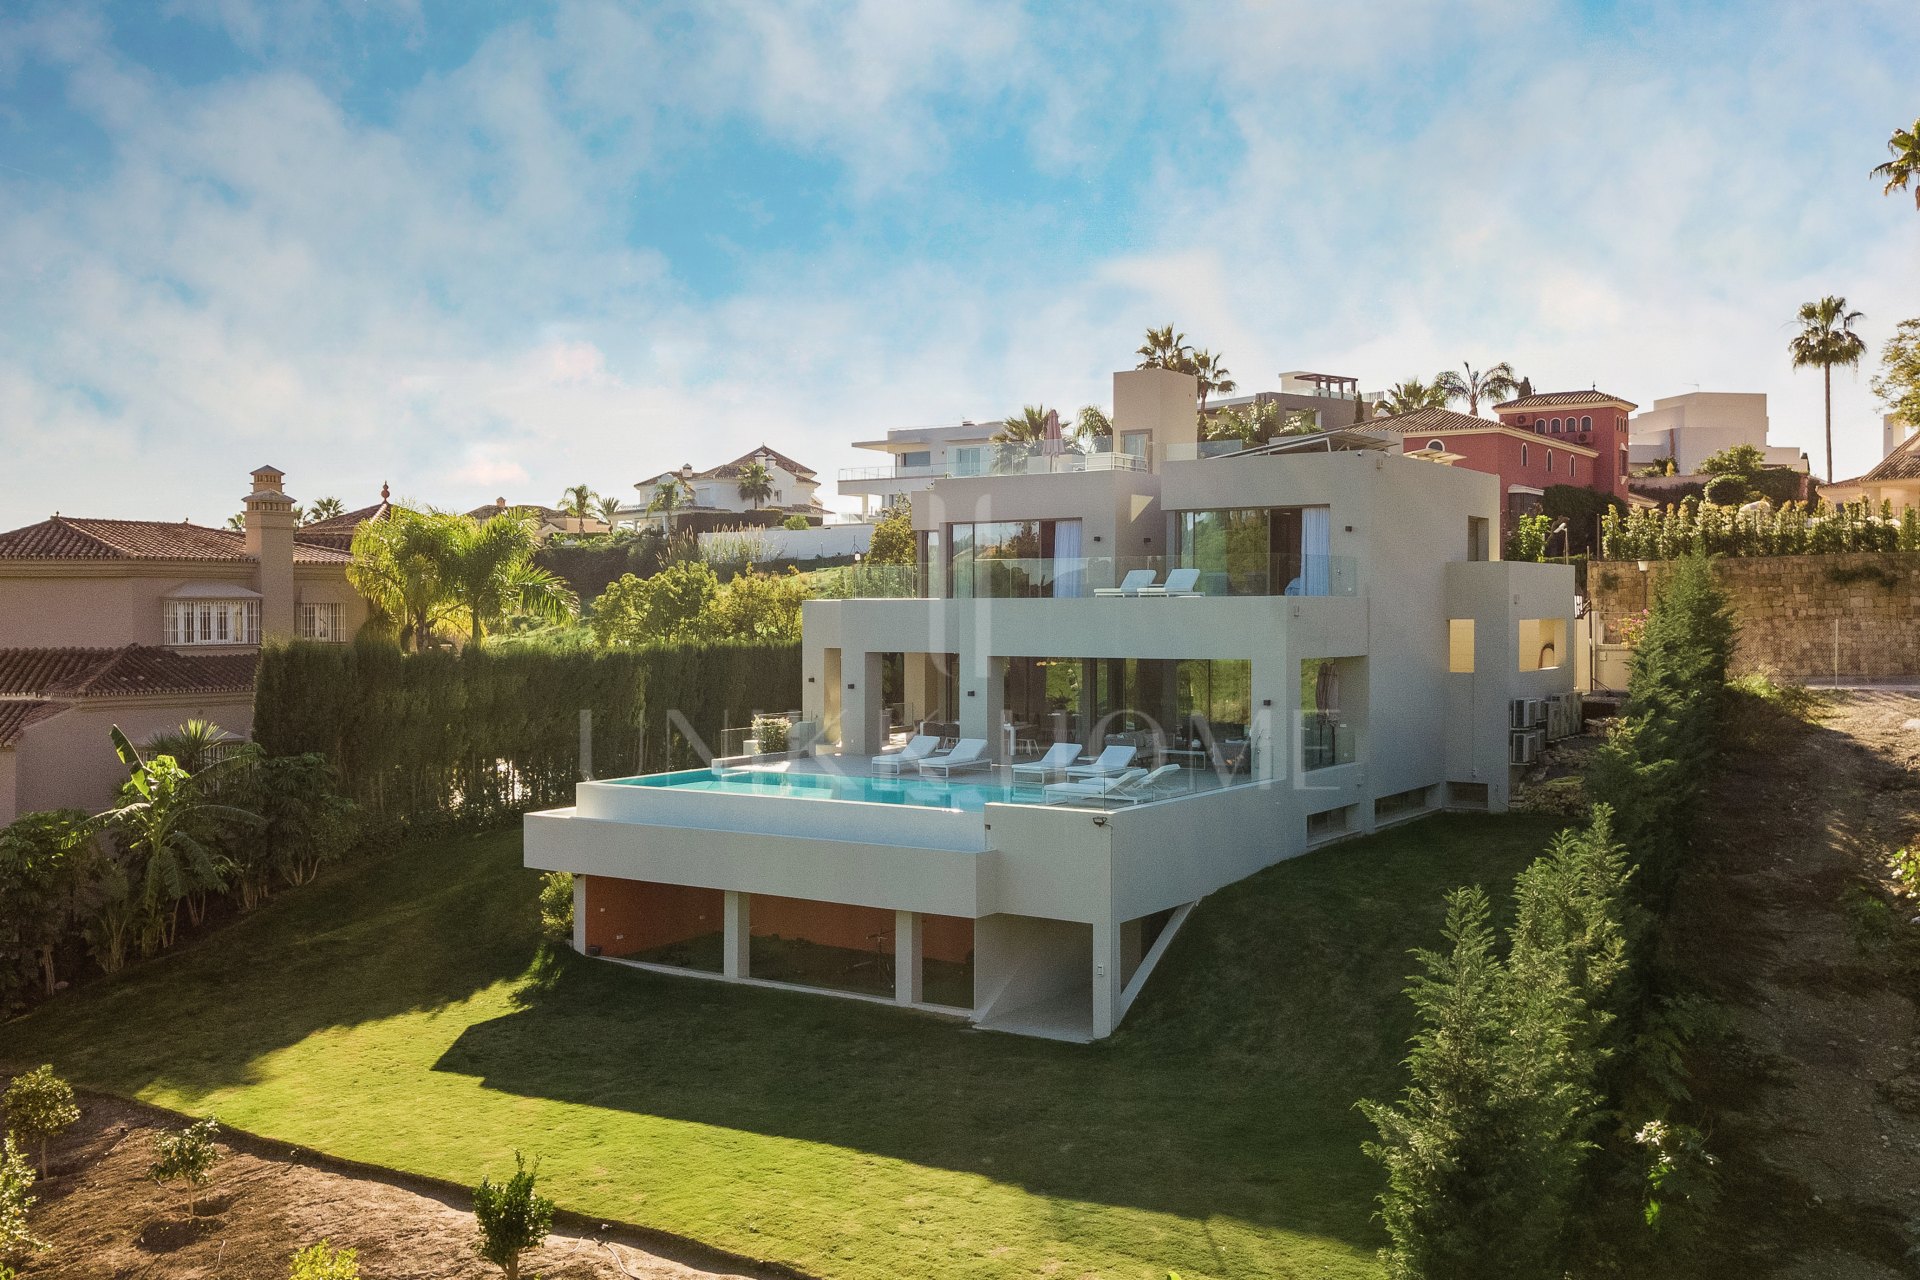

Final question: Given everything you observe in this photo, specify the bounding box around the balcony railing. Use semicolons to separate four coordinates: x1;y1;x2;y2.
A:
812;554;1360;601
1300;710;1354;771
838;442;1148;485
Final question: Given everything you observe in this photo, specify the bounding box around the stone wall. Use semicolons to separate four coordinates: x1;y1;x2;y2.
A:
1588;553;1920;680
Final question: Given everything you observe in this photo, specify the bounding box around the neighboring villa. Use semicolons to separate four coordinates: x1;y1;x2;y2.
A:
1825;415;1920;513
527;367;1576;1042
838;372;1370;517
0;466;368;824
1626;391;1810;475
619;446;829;532
466;497;610;538
1364;388;1640;536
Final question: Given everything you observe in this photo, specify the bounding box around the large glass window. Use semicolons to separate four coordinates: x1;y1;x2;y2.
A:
946;519;1082;598
1172;506;1330;595
1002;656;1255;773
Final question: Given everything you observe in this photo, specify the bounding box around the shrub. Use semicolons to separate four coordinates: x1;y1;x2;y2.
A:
472;1152;555;1280
537;871;574;942
781;514;811;531
0;810;95;1012
2;1067;79;1177
0;1137;43;1268
751;714;791;755
1505;513;1552;562
867;500;915;565
149;1117;222;1215
289;1241;361;1279
1700;474;1751;506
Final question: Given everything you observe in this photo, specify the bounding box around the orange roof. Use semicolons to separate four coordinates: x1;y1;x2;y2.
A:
1494;390;1637;412
0;516;350;564
0;646;258;699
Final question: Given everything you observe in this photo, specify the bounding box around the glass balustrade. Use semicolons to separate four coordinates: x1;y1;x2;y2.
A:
818;554;1360;600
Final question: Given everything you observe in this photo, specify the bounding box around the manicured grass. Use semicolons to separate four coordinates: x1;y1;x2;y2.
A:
3;812;1561;1279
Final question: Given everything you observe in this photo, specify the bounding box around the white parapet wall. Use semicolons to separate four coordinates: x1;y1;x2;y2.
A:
698;523;873;563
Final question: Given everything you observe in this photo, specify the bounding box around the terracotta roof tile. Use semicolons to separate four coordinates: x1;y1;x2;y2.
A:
1366;406;1511;435
1494;390;1637;411
0;647;257;699
0;700;66;747
0;516;350;564
697;445;819;481
1860;430;1920;483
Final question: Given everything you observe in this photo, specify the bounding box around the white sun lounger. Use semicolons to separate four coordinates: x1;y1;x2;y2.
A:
1043;767;1149;805
1093;569;1157;598
871;734;941;776
918;737;991;777
1065;743;1137;780
1137;567;1201;597
1009;741;1084;786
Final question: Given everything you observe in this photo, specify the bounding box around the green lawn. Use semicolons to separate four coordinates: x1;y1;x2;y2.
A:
2;812;1560;1279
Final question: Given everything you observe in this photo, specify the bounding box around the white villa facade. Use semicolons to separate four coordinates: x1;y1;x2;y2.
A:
527;368;1576;1042
1627;391;1809;474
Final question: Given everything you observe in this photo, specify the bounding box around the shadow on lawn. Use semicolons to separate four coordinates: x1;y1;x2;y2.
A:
431;944;1383;1244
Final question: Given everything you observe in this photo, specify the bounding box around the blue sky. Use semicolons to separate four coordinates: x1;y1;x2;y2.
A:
1;0;1916;527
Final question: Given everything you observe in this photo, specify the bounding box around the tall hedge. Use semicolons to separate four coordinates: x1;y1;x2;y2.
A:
253;637;801;827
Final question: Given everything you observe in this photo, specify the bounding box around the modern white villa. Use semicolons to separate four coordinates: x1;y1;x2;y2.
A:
526;368;1576;1042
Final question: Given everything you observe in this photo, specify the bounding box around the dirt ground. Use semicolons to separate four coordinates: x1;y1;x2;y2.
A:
1674;690;1920;1278
14;1093;790;1280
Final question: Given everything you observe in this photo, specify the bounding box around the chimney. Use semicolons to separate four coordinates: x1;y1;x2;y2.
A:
243;465;297;642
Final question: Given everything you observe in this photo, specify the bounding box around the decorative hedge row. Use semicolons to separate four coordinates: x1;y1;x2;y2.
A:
253;638;801;827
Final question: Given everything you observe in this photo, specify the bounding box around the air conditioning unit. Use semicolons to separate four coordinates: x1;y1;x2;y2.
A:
1508;698;1531;730
1525;698;1548;727
1546;692;1584;741
1509;729;1542;766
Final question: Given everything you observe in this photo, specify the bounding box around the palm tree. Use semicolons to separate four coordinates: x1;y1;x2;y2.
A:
1790;296;1868;481
1074;405;1113;445
304;497;345;525
145;719;252;777
1871;118;1920;209
224;514;246;532
646;476;693;536
444;513;577;645
1434;362;1520;417
1376;379;1451;417
557;484;595;520
1193;349;1236;415
595;494;623;528
994;405;1055;446
347;508;461;651
736;460;775;511
1135;324;1195;373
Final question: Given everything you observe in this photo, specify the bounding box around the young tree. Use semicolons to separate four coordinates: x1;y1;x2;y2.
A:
1789;295;1868;482
591;561;720;645
706;570;807;642
1870;117;1920;209
149;1116;222;1217
735;460;776;511
646;477;693;536
289;1240;362;1279
230;754;358;902
0;1136;44;1270
472;1152;555;1280
1434;362;1520;416
1870;317;1920;430
866;500;915;565
3;1066;80;1178
557;484;595;520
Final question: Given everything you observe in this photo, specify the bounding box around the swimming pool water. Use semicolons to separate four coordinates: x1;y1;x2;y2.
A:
612;767;1031;811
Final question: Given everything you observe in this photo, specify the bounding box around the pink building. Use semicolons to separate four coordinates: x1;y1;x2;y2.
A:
1493;390;1638;505
0;466;369;824
1368;405;1604;536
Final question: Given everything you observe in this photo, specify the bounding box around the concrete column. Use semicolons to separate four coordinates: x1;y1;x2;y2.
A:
839;650;889;757
571;874;587;955
903;652;942;725
722;891;750;979
820;648;843;748
1092;916;1125;1040
894;910;922;1005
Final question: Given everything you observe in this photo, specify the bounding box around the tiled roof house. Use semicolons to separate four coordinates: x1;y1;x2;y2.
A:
0;466;370;824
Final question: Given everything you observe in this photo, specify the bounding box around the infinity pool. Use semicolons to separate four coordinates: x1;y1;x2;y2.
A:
611;767;1031;811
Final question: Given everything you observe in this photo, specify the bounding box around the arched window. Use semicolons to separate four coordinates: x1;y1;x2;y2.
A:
1570;457;1577;478
1581;415;1592;431
1427;440;1446;453
1547;449;1554;473
1522;443;1529;466
1551;417;1562;432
